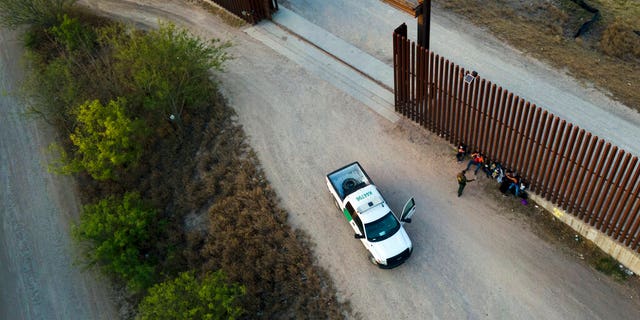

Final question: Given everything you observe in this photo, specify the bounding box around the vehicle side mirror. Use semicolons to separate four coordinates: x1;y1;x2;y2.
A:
401;218;412;223
354;233;365;239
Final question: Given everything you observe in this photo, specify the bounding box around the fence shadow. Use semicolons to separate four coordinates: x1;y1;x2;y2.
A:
393;30;640;253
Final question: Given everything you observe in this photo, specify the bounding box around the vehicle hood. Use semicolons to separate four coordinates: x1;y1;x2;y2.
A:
369;226;412;260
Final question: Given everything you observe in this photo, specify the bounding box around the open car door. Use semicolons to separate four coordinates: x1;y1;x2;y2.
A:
400;197;416;223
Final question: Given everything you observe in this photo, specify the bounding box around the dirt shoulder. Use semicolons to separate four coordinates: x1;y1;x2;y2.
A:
0;29;118;320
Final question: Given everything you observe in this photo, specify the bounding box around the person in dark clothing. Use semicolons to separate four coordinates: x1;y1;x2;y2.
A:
500;170;516;195
457;170;475;197
480;160;494;178
456;144;467;162
500;170;521;196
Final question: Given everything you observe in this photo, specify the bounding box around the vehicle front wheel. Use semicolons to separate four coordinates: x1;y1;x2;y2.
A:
368;254;378;266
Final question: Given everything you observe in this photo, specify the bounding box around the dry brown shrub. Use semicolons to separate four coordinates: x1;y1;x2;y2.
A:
202;183;347;319
78;92;352;318
600;19;640;60
519;1;568;36
129;96;350;318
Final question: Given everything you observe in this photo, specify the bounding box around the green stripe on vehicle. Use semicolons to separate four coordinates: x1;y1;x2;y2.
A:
343;208;352;221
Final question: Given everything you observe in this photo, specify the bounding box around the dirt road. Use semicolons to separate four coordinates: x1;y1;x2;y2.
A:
3;0;640;319
0;30;117;319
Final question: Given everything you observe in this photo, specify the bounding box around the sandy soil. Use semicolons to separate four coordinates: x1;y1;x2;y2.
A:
0;30;118;319
3;0;640;319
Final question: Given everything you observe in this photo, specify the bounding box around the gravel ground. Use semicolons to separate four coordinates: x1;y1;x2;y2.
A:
0;29;117;320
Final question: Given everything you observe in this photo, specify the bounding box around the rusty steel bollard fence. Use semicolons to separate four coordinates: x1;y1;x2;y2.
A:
208;0;278;24
393;30;640;253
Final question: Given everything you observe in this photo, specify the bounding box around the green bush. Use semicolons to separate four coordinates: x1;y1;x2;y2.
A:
73;192;162;291
23;18;231;130
68;98;148;180
38;56;79;118
106;22;230;122
137;271;245;320
0;0;76;28
21;14;99;127
595;256;630;281
49;14;96;53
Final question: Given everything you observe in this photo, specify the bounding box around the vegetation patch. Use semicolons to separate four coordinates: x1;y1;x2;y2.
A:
595;256;632;281
137;271;246;320
7;0;350;318
73;192;162;291
0;0;75;28
66;98;148;181
433;0;640;110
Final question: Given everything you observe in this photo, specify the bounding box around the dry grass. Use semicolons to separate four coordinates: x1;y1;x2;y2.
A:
593;0;640;26
79;94;351;319
433;0;640;111
183;102;349;319
601;19;640;59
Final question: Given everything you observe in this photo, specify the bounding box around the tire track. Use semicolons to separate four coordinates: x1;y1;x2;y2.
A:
0;103;44;320
0;28;117;320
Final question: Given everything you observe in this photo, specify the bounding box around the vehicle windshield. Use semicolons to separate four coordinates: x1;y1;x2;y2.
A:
364;212;400;242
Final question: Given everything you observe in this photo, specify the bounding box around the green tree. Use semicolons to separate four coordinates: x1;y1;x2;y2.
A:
68;98;147;180
107;22;230;124
21;13;102;128
0;0;76;28
73;192;161;291
137;271;245;320
26;56;80;126
49;14;96;53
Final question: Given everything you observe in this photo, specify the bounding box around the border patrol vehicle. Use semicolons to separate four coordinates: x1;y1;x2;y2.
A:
326;162;416;268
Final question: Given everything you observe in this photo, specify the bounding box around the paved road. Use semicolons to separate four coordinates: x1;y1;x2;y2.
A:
0;29;117;319
281;0;640;156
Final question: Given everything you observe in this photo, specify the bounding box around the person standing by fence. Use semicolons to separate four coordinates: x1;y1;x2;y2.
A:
457;170;475;197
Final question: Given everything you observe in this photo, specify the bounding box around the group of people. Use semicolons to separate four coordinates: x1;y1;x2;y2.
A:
455;143;528;201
